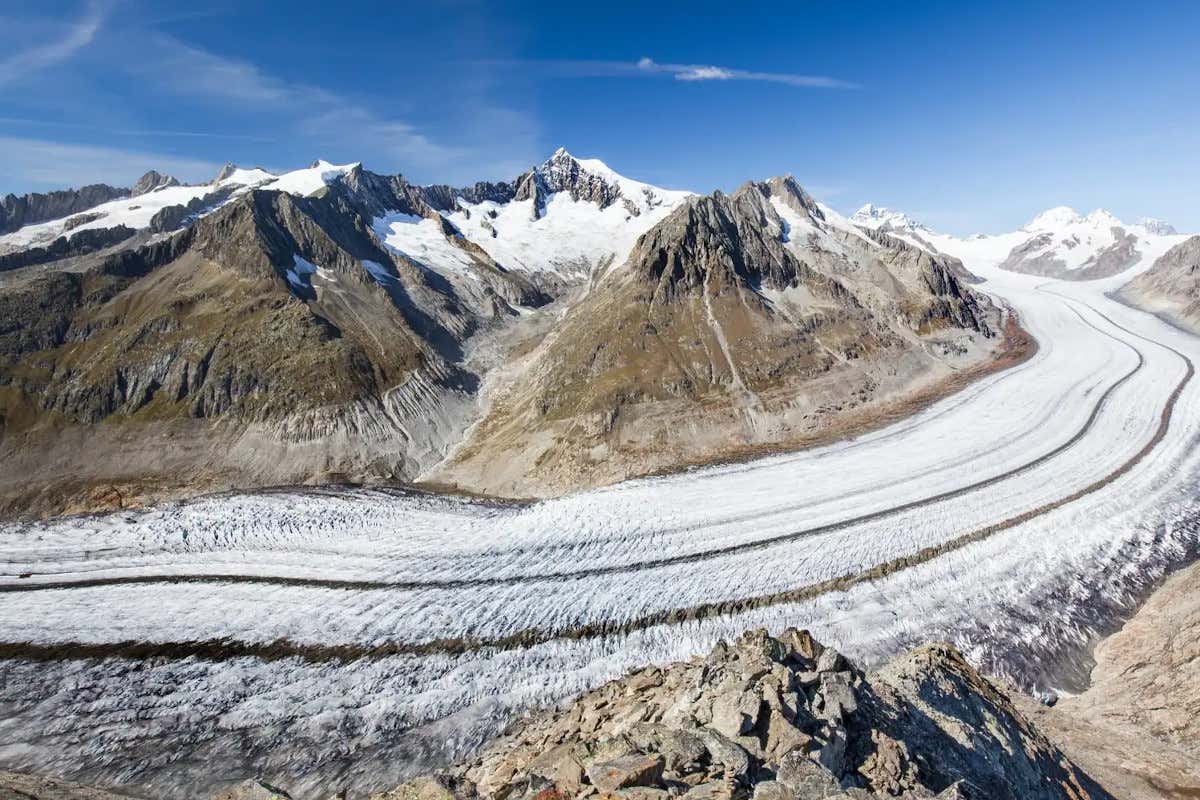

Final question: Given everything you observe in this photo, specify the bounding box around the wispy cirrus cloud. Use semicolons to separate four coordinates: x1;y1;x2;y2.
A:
635;57;856;88
0;116;273;142
133;36;462;168
495;56;857;90
0;135;224;189
0;0;110;88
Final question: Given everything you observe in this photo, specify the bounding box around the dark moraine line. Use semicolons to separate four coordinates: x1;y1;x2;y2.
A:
0;302;1145;595
0;300;1193;666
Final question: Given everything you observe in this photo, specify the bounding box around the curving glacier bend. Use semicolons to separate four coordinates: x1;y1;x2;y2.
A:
2;255;1200;799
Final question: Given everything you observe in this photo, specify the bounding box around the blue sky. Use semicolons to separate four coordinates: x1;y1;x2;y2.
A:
1;0;1197;234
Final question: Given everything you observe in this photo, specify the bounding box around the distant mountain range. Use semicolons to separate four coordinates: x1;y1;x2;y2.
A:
851;203;1188;280
8;149;1192;514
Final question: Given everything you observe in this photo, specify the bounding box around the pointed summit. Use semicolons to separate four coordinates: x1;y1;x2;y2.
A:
213;163;240;183
131;170;180;196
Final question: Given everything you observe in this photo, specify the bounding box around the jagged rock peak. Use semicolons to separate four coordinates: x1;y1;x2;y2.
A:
629;188;819;299
739;175;826;222
535;147;624;209
131;170;180;196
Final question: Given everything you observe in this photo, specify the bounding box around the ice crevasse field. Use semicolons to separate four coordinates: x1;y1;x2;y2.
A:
1;243;1198;799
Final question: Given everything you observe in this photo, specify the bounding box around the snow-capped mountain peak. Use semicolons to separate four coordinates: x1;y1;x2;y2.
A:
851;204;929;233
1025;206;1083;231
1137;217;1178;236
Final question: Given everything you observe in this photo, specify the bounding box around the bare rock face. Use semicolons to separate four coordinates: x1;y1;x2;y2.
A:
0;184;128;235
1017;560;1200;800
130;170;180;196
0;224;137;273
431;177;1005;498
1119;235;1200;333
0;185;480;517
386;630;1106;800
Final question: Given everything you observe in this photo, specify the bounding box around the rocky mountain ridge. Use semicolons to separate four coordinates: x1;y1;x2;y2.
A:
0;152;1009;516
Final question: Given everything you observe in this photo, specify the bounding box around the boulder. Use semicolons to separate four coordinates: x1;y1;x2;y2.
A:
775;748;841;798
526;743;584;794
585;754;665;793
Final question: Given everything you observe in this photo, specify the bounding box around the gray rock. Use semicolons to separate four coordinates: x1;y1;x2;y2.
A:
775;748;841;798
815;649;845;674
751;780;793;800
680;782;728;800
812;723;848;778
815;673;857;722
710;689;761;738
131;170;180;196
699;730;750;779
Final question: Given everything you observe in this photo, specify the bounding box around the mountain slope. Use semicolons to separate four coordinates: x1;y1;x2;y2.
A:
0;185;479;515
427;177;1007;497
1118;235;1200;332
0;156;1016;515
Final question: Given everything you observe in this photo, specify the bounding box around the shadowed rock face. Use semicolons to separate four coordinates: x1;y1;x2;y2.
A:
1120;235;1200;332
0;186;486;516
378;630;1107;800
0;225;138;273
0;184;129;235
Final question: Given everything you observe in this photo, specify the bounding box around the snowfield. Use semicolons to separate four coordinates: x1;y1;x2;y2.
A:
1;255;1199;798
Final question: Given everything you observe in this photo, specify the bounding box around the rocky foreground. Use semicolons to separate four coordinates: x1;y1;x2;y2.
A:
11;590;1200;800
2;629;1109;800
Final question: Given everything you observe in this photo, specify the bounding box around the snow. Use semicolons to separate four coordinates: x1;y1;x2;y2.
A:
413;151;691;280
2;178;1200;797
850;203;1191;278
0;161;358;251
374;214;479;277
262;160;359;197
285;254;319;292
851;203;929;234
3;246;1200;798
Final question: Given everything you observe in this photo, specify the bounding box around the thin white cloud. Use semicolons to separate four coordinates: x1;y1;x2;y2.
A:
134;36;461;168
0;135;224;190
635;57;856;89
0;1;109;87
0;116;272;141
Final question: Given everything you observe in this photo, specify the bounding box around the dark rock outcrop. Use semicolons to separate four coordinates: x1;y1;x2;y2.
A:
0;225;137;273
0;184;128;234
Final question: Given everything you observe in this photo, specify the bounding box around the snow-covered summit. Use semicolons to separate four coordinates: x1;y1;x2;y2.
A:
0;160;366;250
851;204;931;234
849;201;1190;280
378;150;692;283
1137;217;1178;236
